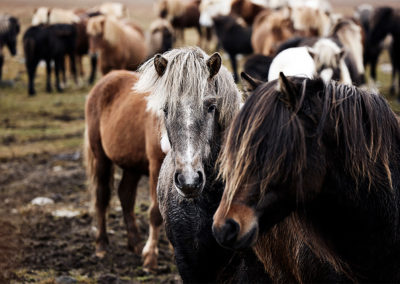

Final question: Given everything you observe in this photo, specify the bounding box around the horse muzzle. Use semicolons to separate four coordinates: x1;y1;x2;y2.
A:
212;203;259;249
173;169;205;198
212;218;258;250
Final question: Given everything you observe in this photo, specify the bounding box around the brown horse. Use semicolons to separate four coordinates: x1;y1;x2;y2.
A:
84;70;164;270
251;8;296;56
86;15;147;79
230;0;266;25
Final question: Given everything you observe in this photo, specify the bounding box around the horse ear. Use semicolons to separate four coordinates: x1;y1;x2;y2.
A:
307;47;317;60
277;72;299;110
336;49;346;62
154;54;168;76
240;72;263;99
207;52;222;79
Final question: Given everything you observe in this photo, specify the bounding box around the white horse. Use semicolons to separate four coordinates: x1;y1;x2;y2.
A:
32;7;81;25
269;38;352;84
199;0;232;27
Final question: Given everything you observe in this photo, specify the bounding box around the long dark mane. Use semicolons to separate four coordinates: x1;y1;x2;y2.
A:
219;76;400;277
220;76;399;210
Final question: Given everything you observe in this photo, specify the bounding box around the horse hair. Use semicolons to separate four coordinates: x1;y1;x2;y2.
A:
135;46;241;129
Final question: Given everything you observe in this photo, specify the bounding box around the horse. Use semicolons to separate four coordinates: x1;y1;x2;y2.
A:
86;15;147;80
243;54;273;83
148;18;174;57
158;0;205;45
212;72;400;282
23;24;77;95
32;7;98;85
269;38;351;84
134;46;268;282
368;7;400;97
290;6;332;37
84;70;165;271
0;14;20;82
212;15;253;82
230;0;266;25
251;8;296;56
330;18;365;85
354;4;382;83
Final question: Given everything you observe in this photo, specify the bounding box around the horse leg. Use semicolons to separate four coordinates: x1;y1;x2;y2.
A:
93;155;113;258
196;24;203;47
54;58;63;93
0;54;3;82
45;59;52;93
142;159;163;270
89;53;98;84
229;53;239;83
27;60;37;96
69;52;77;85
118;169;142;254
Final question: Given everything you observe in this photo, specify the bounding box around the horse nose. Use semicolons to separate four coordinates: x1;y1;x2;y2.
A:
212;219;240;248
174;170;203;196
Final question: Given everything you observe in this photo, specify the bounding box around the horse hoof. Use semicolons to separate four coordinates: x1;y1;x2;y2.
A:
143;254;158;271
95;249;107;258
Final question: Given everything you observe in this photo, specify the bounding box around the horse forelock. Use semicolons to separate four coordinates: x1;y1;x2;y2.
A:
220;77;399;215
0;15;11;34
135;47;241;129
219;79;308;214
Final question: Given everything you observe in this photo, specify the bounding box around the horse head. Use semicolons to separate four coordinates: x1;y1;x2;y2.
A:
1;16;19;56
308;38;350;84
213;73;327;249
136;47;241;198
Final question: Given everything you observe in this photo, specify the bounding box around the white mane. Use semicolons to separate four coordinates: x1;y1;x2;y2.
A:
134;47;242;129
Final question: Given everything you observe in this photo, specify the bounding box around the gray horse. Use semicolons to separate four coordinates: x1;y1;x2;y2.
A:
135;47;268;282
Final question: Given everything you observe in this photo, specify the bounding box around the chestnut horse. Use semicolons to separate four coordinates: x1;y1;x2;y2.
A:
213;73;400;281
86;15;147;80
84;70;164;270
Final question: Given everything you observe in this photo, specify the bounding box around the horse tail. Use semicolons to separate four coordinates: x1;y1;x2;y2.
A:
84;119;114;214
83;126;95;213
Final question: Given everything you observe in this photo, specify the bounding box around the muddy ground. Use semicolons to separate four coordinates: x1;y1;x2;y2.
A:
0;151;179;283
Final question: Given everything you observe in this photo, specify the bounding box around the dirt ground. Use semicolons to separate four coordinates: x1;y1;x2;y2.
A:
0;151;179;283
1;0;400;283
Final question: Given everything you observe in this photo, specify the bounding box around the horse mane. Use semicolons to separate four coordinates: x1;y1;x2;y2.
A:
134;47;241;129
221;77;399;210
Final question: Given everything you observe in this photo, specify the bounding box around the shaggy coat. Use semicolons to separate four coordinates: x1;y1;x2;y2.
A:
213;74;400;282
84;70;165;270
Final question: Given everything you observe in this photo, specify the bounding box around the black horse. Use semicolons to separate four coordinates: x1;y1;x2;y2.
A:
213;72;400;282
213;15;253;82
23;24;77;96
0;15;20;82
369;7;400;97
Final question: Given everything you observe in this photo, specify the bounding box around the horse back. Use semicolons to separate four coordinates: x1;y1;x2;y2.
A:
86;70;160;170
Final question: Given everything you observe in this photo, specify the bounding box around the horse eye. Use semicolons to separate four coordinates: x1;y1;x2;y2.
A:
163;107;168;116
208;105;216;113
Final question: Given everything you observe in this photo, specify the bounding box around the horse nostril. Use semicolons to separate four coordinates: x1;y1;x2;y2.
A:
217;219;240;246
194;171;203;188
174;172;184;189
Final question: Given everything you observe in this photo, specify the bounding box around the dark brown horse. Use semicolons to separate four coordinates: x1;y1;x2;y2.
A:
84;70;164;270
213;73;400;282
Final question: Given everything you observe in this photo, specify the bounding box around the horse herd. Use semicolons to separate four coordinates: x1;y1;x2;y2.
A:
2;0;400;283
0;1;399;97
